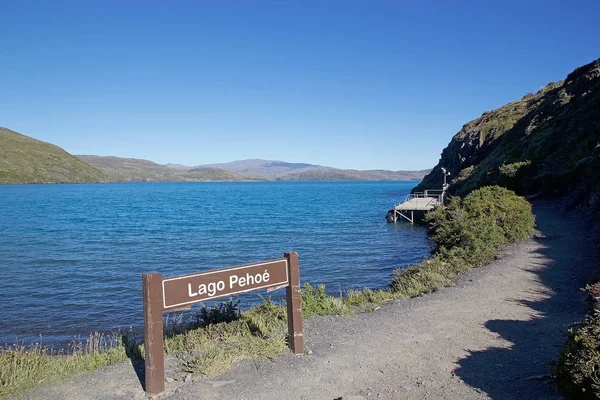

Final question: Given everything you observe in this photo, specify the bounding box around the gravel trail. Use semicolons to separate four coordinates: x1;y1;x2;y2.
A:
20;201;598;400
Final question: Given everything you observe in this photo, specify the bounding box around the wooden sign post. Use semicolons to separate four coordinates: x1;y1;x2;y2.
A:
141;252;303;397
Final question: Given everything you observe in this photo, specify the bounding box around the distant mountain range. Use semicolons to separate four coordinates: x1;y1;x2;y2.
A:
0;127;429;184
200;159;330;179
195;159;429;181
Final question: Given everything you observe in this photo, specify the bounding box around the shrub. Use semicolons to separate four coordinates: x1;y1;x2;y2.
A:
499;160;532;179
555;283;600;398
391;185;535;295
198;300;241;326
555;315;600;399
426;186;535;266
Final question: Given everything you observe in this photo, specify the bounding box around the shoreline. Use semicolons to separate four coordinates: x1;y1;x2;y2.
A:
1;185;537;397
15;200;598;399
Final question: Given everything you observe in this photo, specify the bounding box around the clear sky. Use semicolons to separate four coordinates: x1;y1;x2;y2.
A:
1;1;599;170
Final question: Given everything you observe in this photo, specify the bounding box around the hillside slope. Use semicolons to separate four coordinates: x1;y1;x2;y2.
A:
76;155;250;182
415;57;600;209
0;128;106;184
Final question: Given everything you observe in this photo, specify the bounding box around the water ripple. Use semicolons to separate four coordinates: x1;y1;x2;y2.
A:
0;181;430;345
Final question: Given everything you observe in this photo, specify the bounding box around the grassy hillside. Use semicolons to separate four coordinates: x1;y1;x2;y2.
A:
414;57;600;209
0;128;106;184
75;155;182;181
76;155;252;182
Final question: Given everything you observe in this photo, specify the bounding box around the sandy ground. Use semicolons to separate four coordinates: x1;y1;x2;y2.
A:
18;201;599;400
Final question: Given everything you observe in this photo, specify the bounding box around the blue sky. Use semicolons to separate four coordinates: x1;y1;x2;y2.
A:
1;1;598;170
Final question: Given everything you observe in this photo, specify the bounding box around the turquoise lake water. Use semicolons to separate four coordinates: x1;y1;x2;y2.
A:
0;181;430;346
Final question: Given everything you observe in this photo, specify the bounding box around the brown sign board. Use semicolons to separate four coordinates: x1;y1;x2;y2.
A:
162;259;288;310
142;252;304;398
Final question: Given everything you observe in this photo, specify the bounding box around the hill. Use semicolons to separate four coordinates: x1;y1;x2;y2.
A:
200;159;429;181
199;159;332;179
278;168;430;181
414;57;600;209
76;155;250;182
0;127;107;184
0;128;429;184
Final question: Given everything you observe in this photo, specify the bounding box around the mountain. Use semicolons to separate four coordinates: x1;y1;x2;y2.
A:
0;128;429;184
414;57;600;209
278;168;430;181
199;159;332;179
199;159;429;181
76;155;249;182
0;127;107;184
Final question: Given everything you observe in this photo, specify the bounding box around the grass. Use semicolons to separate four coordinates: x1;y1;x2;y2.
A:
344;288;397;307
301;283;352;317
0;333;138;397
172;300;289;375
0;300;289;397
0;127;107;184
0;286;358;397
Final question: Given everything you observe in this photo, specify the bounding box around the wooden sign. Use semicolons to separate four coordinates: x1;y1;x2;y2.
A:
142;252;303;397
162;259;289;309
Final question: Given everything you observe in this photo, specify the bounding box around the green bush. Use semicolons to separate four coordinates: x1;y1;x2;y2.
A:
198;300;241;326
555;283;600;398
391;185;535;294
555;316;600;399
425;186;535;266
499;160;532;179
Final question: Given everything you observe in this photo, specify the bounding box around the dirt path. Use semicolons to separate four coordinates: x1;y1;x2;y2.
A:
21;202;599;400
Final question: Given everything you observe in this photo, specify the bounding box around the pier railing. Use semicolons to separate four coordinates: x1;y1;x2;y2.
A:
401;189;445;206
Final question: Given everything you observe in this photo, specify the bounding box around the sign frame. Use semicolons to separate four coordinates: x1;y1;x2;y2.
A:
161;259;289;309
141;252;303;397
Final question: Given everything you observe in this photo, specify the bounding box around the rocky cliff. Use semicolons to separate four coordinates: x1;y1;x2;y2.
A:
415;57;600;209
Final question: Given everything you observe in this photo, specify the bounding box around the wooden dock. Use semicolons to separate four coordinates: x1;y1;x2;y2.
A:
387;190;445;224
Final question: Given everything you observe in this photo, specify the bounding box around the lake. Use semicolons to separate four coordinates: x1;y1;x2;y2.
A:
0;181;430;346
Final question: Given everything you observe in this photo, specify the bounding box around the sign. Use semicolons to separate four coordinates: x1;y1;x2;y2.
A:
162;259;289;309
141;252;303;397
